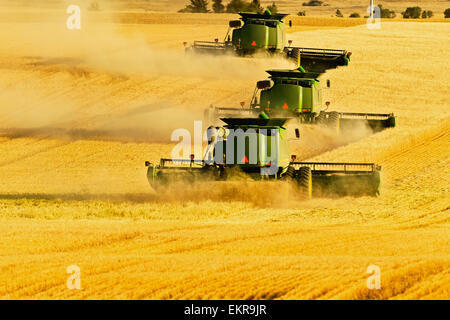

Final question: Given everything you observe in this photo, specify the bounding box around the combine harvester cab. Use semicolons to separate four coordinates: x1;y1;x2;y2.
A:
230;12;287;54
205;69;396;133
186;12;287;56
145;117;381;197
186;12;351;73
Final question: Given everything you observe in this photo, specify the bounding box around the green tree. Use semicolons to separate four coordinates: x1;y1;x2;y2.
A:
402;7;421;19
247;0;263;13
179;0;209;13
212;0;225;13
336;9;343;17
297;10;306;16
266;2;278;14
226;0;247;13
378;4;396;18
349;12;360;18
426;10;433;18
445;8;450;18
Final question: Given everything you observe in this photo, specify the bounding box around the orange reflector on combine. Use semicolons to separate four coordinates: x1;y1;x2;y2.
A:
282;103;289;109
241;155;249;163
251;41;257;46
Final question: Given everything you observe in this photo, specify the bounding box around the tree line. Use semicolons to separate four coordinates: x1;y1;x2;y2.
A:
179;1;450;18
179;0;278;14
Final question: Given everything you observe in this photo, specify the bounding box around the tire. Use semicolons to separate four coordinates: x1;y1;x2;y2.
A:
218;165;227;181
201;165;221;181
284;165;295;180
292;48;300;64
149;171;164;192
286;47;300;61
316;111;327;125
297;166;312;199
328;111;340;134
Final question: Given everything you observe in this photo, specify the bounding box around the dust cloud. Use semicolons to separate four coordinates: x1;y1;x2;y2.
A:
0;7;292;142
287;120;374;161
146;179;307;207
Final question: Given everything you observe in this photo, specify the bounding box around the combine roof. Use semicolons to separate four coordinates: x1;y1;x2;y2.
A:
266;69;320;79
238;12;289;21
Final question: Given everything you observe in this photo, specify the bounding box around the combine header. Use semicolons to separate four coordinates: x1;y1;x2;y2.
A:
185;12;351;73
204;69;396;133
145;117;381;197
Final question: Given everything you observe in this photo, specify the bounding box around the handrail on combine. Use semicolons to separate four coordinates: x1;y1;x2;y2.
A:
193;40;228;48
295;47;347;55
160;158;205;167
216;107;255;111
290;162;380;173
338;112;395;120
156;159;380;172
213;108;259;118
215;107;257;114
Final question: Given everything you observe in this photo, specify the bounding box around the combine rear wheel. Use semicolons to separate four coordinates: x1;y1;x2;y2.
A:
297;166;312;199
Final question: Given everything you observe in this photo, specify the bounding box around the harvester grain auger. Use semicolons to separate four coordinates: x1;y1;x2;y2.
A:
185;12;351;74
145;116;382;197
204;69;396;134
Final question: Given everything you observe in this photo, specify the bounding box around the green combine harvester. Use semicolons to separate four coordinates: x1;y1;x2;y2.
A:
145;117;382;197
185;12;352;73
204;69;396;133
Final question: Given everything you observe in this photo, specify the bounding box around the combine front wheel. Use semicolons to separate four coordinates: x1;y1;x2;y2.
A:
297;166;312;199
316;111;327;126
284;165;296;180
328;111;340;134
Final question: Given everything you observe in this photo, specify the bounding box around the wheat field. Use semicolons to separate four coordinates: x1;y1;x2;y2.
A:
0;6;448;299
